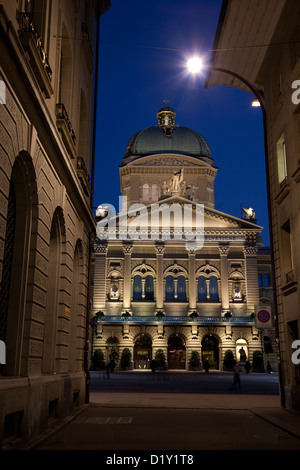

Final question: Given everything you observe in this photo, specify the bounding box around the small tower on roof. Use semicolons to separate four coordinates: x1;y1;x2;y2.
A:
157;98;176;136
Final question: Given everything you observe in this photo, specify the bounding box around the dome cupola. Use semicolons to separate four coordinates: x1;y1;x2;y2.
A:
123;101;213;166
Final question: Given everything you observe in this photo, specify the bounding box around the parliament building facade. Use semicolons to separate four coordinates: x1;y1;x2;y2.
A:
92;104;276;371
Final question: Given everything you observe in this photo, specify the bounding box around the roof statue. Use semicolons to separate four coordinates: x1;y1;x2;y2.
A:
242;207;256;220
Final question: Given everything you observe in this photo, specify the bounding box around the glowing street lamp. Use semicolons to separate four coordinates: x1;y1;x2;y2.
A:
251;97;261;107
187;56;203;74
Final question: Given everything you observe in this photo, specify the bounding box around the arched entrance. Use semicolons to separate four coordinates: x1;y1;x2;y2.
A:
202;335;220;369
134;334;152;369
168;335;186;369
106;337;119;364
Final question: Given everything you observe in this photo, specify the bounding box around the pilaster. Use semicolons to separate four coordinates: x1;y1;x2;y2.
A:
243;243;259;312
187;249;197;311
122;242;133;311
219;243;230;311
155;243;165;310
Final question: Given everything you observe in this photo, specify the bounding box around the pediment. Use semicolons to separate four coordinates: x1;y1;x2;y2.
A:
96;195;262;242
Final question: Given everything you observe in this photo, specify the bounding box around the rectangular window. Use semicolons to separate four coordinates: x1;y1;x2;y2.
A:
277;133;287;183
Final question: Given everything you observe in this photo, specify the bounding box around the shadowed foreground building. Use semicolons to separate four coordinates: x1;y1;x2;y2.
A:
92;104;276;372
205;0;300;411
0;0;110;448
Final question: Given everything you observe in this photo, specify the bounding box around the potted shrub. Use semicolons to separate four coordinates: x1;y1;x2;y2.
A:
96;310;105;320
223;349;235;371
189;311;199;320
120;348;132;370
224;311;232;320
189;350;201;370
91;348;105;370
122;311;131;320
155;349;167;370
155;311;165;321
252;350;265;372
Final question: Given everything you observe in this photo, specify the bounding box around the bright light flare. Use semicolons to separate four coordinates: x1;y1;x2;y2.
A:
251;98;261;107
187;56;203;74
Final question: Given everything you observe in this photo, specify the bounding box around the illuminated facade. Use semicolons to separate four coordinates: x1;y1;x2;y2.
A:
0;0;110;448
205;0;300;411
92;104;276;372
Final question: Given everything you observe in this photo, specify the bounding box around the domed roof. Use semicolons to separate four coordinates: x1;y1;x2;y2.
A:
122;102;212;165
125;125;211;158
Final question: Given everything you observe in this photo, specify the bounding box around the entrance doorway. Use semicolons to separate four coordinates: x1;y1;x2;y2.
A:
134;334;152;369
202;335;219;369
168;335;186;369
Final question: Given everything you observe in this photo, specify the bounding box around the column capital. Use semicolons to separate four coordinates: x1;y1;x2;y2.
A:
219;243;230;256
155;243;165;255
123;242;133;255
187;248;196;256
95;242;108;254
243;244;258;256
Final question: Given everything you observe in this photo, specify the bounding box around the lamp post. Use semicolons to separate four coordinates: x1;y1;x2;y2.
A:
188;59;285;407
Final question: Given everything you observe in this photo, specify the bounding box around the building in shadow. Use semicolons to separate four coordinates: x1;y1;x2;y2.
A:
0;0;110;448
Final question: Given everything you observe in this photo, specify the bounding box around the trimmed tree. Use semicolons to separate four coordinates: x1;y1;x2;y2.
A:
120;348;132;370
223;349;235;370
155;349;167;369
189;350;201;370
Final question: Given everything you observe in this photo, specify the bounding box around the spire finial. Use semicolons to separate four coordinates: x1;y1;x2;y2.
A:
163;98;169;107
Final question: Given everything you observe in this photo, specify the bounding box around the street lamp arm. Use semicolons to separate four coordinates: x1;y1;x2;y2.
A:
208;66;265;111
205;63;285;408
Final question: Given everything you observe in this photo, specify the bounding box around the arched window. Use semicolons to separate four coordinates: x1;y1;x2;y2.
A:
132;275;143;301
145;275;154;301
0;153;38;376
142;184;150;201
59;24;73;112
177;275;186;301
79;90;88;157
69;241;82;372
151;184;159;201
197;276;206;302
42;208;65;374
209;275;219;302
165;275;175;301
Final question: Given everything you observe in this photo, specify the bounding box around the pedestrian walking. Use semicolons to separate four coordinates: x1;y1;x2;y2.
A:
233;361;242;391
150;359;157;373
106;362;110;379
204;359;210;373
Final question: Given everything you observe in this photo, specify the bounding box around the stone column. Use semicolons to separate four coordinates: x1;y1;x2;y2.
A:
243;243;259;312
188;249;197;311
219;243;230;311
93;242;108;311
155;243;165;311
122;242;133;312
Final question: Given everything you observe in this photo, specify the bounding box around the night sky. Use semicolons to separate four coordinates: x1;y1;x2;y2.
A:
94;0;269;244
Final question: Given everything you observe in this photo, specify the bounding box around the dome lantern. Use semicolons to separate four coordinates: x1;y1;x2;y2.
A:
156;98;176;136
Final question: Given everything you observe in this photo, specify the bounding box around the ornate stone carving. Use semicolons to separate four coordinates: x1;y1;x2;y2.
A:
95;242;108;254
123;242;133;254
219;243;230;256
243;244;258;256
155;243;165;255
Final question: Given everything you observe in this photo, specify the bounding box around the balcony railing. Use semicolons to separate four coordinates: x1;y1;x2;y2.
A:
56;103;76;157
77;157;91;196
19;12;53;97
96;315;255;324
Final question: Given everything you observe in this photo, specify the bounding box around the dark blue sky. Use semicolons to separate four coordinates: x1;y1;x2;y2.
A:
94;0;269;244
